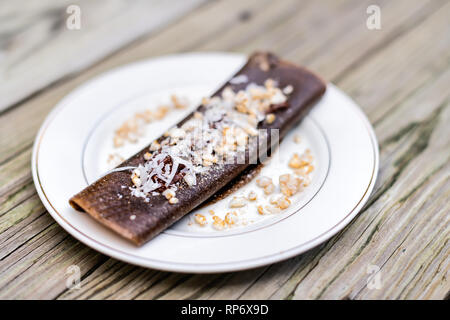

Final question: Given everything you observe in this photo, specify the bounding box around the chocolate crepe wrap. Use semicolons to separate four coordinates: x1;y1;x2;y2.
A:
69;52;326;245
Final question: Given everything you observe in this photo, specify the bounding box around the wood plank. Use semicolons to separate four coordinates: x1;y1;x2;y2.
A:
58;260;159;300
287;102;449;299
0;0;206;112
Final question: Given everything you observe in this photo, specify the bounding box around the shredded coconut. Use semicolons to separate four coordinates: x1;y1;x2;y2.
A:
130;79;291;201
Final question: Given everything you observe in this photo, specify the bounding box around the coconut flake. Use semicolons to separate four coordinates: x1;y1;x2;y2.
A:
229;74;248;85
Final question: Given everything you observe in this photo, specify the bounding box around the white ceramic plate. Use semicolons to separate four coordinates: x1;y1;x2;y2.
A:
32;53;379;273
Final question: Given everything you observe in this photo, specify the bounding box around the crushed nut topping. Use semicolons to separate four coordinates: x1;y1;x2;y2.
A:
289;153;310;169
107;153;125;166
266;113;276;124
270;194;291;209
162;189;176;200
256;176;272;188
144;152;152;160
168;197;179;204
229;196;247;208
194;214;207;226
188;145;314;230
113;96;188;149
257;205;266;215
129;80;292;203
264;205;281;214
224;211;238;226
263;183;275;195
248;191;257;201
212;216;226;230
279;173;303;197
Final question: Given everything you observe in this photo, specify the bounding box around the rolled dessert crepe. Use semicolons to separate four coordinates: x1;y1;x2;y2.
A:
69;52;326;246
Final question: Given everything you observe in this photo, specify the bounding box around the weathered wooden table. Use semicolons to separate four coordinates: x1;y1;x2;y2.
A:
0;0;448;299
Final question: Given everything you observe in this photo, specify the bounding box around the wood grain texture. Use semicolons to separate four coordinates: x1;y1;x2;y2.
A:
0;0;448;300
0;0;206;113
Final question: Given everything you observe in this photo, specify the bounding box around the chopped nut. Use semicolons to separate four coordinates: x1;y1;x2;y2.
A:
269;194;290;209
288;153;309;169
277;196;291;209
163;189;176;200
224;212;238;226
248;191;257;201
183;173;196;186
269;195;279;205
264;183;275;195
144;152;152;160
132;175;141;186
236;99;249;114
266;113;276;124
212;216;226;230
265;205;281;214
229;196;247;208
209;209;215;215
194;214;207;226
279;174;303;197
257;204;280;215
150;140;160;151
295;164;315;176
169;197;179;204
257;205;266;215
256;176;272;188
